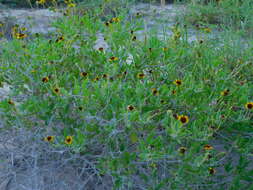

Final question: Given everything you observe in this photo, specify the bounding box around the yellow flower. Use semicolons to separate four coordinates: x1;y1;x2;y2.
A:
15;33;27;39
111;17;120;23
245;102;253;110
221;89;230;96
199;39;204;44
44;136;54;142
178;115;189;125
127;105;135;111
65;136;73;145
102;74;108;79
109;56;118;61
178;147;187;155
151;88;159;96
160;99;165;104
67;3;76;7
37;0;46;4
203;28;211;33
136;12;141;17
93;76;100;82
203;144;213;151
105;22;110;27
163;47;168;51
64;0;73;3
173;79;182;86
98;47;104;52
208;167;216;175
78;106;84;111
53;87;60;94
42;76;49;83
80;72;88;77
63;9;70;16
56;36;64;43
21;27;27;31
8;100;15;105
137;73;145;79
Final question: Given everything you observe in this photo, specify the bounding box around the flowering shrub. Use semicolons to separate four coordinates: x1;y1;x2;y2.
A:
0;0;83;8
0;0;253;189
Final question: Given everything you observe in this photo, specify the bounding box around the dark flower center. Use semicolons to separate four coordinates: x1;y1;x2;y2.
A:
180;117;187;123
176;81;182;85
247;103;253;109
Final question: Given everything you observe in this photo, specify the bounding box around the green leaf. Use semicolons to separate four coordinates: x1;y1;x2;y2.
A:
130;132;138;143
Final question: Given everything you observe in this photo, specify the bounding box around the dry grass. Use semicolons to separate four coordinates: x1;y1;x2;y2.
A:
0;127;113;190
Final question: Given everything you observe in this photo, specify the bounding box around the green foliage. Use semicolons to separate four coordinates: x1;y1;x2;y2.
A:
0;0;36;7
0;0;253;189
0;0;84;8
181;0;253;37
